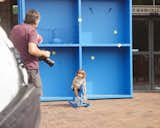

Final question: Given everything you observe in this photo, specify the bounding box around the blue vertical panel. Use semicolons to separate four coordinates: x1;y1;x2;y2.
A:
124;0;131;43
78;0;82;43
39;47;79;100
81;0;129;44
79;46;83;69
82;47;131;97
25;0;79;44
17;0;26;23
129;0;133;96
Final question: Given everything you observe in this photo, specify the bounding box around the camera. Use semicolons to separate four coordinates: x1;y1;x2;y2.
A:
40;57;55;67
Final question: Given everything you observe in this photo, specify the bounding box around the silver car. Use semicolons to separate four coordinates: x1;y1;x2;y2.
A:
0;26;40;128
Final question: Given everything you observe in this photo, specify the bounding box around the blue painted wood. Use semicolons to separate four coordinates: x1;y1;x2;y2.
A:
79;46;83;69
39;44;79;47
40;94;133;101
80;0;130;44
68;85;90;108
25;0;79;44
39;47;79;97
17;0;25;23
82;47;131;95
18;0;133;101
81;44;131;47
68;101;90;108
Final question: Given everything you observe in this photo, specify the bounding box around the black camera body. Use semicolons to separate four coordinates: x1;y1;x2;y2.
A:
40;57;55;67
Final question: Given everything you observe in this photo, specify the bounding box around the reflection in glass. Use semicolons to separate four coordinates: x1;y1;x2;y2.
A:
133;0;153;5
133;55;149;86
154;20;160;51
133;20;148;51
156;0;160;5
154;55;160;86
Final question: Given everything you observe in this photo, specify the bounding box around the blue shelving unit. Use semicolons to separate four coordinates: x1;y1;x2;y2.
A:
18;0;133;101
80;0;130;44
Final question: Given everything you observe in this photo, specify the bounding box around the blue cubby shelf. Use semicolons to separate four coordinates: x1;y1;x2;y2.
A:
82;47;132;96
18;0;133;101
25;0;79;44
39;47;79;98
80;0;131;44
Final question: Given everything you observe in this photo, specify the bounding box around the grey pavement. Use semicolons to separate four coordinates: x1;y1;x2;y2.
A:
40;92;160;128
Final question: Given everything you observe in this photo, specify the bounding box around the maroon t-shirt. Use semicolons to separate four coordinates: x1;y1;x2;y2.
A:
10;24;40;69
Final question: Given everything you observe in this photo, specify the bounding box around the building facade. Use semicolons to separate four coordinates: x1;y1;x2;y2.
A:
0;0;160;91
133;0;160;90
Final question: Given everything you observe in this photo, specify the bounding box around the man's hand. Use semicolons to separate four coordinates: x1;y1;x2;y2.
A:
44;50;50;58
37;34;43;43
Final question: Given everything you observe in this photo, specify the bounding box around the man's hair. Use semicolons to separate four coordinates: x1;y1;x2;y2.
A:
24;9;40;24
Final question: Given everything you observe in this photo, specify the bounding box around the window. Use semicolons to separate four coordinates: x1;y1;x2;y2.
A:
156;0;160;5
133;0;153;5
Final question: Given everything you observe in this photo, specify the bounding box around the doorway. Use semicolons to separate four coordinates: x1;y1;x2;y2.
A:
133;16;160;90
0;0;18;35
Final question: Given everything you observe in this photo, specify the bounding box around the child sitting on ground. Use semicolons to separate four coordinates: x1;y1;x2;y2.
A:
71;69;87;103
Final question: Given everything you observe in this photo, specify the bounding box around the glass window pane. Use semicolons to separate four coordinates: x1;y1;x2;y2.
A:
156;0;160;5
154;20;160;51
153;55;160;87
133;0;153;5
133;55;149;86
133;20;149;51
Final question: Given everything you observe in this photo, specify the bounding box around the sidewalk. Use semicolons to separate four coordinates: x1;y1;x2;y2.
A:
40;92;160;128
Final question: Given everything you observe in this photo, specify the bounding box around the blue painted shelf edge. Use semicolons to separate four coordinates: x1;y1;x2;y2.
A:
38;43;79;47
39;43;131;47
81;43;131;47
40;94;133;102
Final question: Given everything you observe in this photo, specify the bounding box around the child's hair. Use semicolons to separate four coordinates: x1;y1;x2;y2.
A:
77;69;86;78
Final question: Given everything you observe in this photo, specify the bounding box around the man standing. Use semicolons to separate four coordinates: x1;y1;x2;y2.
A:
10;9;50;96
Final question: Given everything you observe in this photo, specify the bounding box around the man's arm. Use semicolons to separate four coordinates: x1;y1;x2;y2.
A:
28;42;50;58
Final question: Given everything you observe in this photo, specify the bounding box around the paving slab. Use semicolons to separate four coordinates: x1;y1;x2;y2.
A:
40;92;160;128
